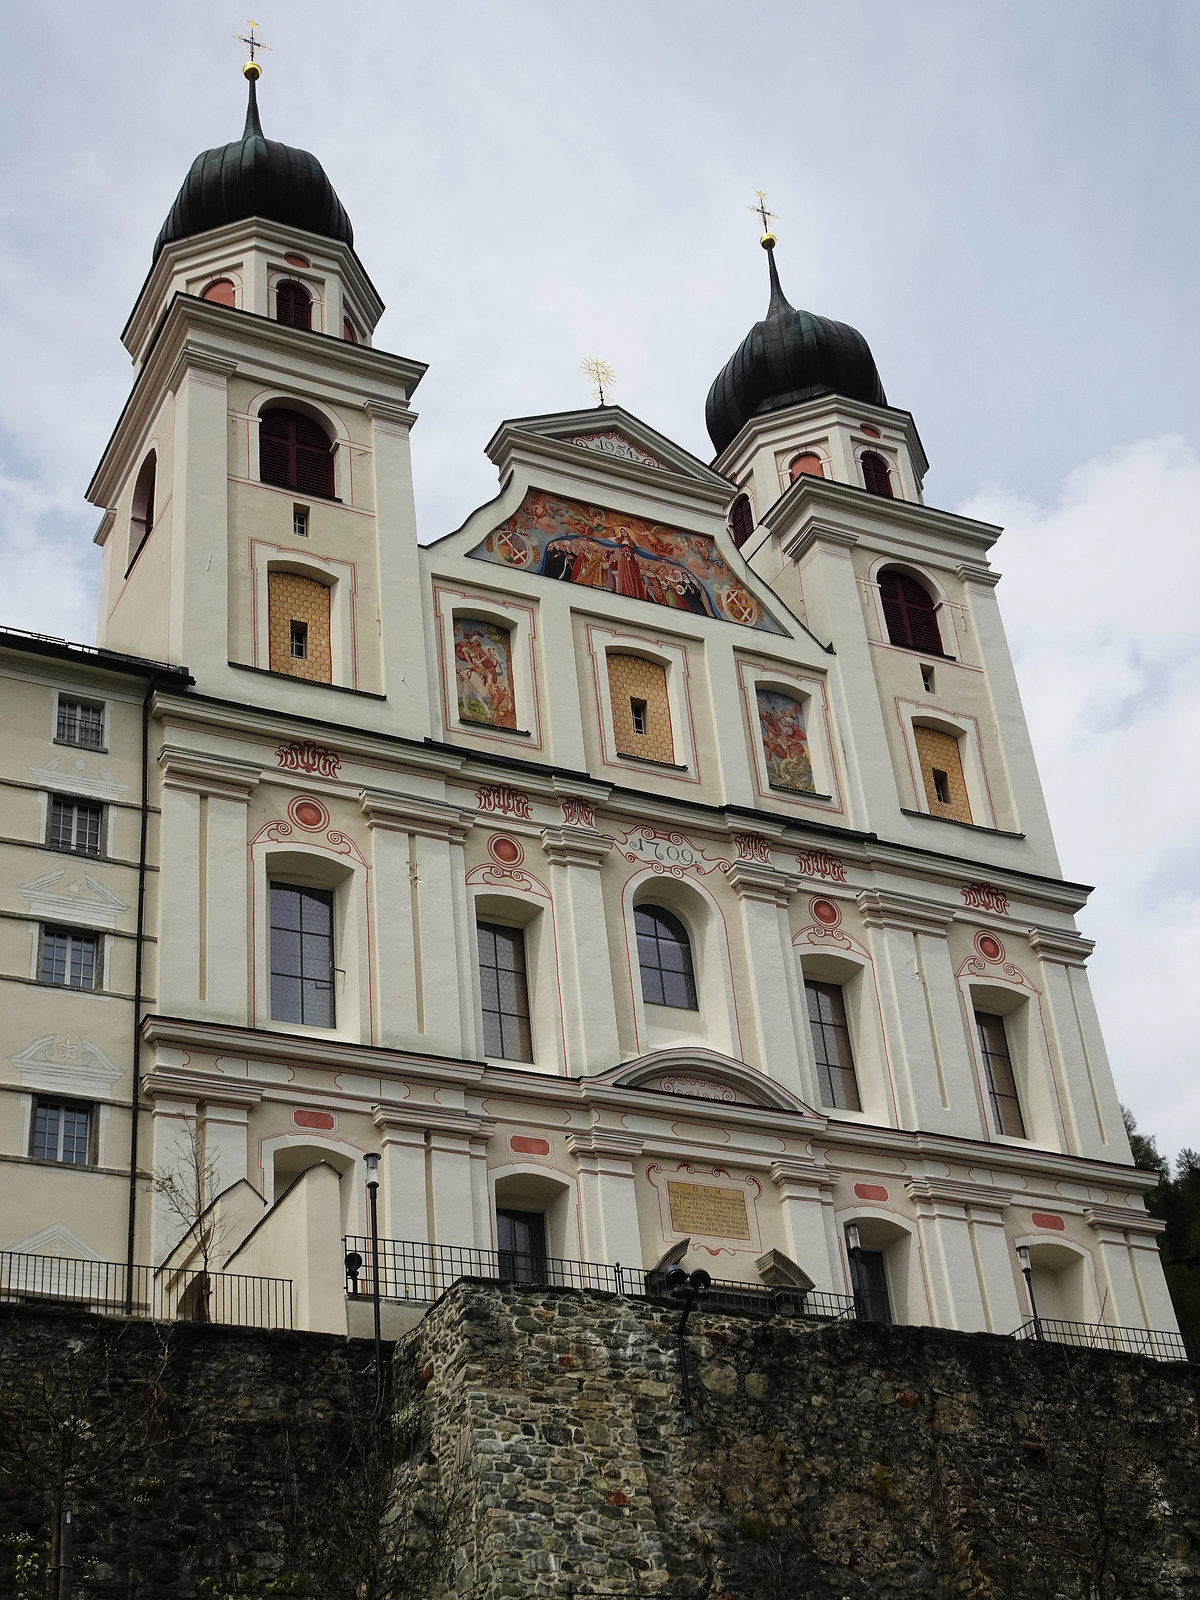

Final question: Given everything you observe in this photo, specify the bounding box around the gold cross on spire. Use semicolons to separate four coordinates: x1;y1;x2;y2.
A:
581;357;615;407
235;20;271;71
749;189;779;243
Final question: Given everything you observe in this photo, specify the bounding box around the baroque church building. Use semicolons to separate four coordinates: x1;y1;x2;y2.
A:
0;65;1177;1345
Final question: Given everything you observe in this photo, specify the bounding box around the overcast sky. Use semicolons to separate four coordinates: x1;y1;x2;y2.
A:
1;2;1197;1157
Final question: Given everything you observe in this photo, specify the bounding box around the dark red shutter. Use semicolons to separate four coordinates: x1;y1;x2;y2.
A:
729;494;754;549
143;461;155;533
276;281;313;330
862;452;893;497
259;409;335;498
879;569;942;653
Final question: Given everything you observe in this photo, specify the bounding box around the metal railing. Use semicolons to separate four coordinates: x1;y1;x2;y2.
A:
0;1251;293;1330
1012;1317;1197;1364
342;1237;856;1320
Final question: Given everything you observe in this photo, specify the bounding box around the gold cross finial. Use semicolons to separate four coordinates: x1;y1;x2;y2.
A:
581;357;615;407
749;189;778;245
235;20;271;78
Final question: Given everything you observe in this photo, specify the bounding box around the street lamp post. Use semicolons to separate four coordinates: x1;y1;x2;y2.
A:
363;1151;384;1411
664;1264;712;1433
1016;1245;1042;1341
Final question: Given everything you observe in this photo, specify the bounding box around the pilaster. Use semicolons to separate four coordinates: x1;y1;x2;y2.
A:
905;1176;1021;1332
769;1156;840;1291
567;1130;645;1270
541;824;620;1073
724;856;807;1096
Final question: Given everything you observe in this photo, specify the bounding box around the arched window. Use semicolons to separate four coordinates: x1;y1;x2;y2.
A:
342;316;358;343
879;568;943;653
128;452;156;570
861;451;893;497
259;408;335;499
789;452;824;482
276;280;312;330
635;905;697;1010
201;278;236;307
729;493;754;549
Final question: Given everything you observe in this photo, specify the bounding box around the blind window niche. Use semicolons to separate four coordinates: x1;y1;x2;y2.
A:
270;884;335;1028
259;408;335;499
608;654;673;763
268;571;332;683
914;725;972;824
128;451;156;571
477;921;533;1061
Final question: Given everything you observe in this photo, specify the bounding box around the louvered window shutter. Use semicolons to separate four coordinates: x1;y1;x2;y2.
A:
861;451;893;497
276;281;313;330
729;494;754;549
259;409;335;498
880;569;943;653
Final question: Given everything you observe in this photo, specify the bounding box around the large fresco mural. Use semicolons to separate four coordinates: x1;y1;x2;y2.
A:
756;688;815;792
468;491;785;633
454;617;517;728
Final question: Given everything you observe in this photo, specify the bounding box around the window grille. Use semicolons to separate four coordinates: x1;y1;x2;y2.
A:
56;699;104;749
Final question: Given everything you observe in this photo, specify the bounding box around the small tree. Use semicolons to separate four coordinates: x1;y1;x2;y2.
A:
154;1119;230;1318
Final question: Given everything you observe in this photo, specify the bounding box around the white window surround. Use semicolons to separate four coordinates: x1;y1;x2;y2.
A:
433;585;542;748
737;659;840;808
252;544;357;688
863;556;965;659
38;789;114;859
243;392;352;505
587;624;697;780
897;702;996;829
252;842;371;1045
796;949;891;1126
835;1206;929;1324
469;887;562;1074
621;872;738;1060
267;266;327;332
962;977;1065;1154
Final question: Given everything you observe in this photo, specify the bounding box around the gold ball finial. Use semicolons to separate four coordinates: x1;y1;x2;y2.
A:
760;231;777;250
243;59;262;80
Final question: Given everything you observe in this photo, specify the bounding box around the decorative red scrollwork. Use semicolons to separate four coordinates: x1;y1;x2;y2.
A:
962;882;1009;916
734;833;773;865
476;784;532;820
796;848;848;883
560;797;597;829
277;741;341;778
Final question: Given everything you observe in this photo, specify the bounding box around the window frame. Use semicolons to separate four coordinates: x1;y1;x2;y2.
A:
476;918;534;1062
269;882;337;1029
39;925;102;992
47;794;105;858
634;904;699;1012
804;978;862;1111
29;1097;95;1167
974;1008;1028;1139
53;694;107;753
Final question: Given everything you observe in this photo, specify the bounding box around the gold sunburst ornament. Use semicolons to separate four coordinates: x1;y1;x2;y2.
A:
749;189;779;249
580;357;615;406
235;19;271;79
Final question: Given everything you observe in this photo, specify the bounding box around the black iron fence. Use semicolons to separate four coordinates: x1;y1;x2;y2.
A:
342;1236;856;1320
0;1250;293;1330
1012;1316;1197;1364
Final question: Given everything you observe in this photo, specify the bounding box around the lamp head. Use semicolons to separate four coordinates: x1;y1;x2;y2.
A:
845;1224;862;1253
664;1264;689;1296
363;1151;380;1182
1016;1246;1031;1270
689;1268;712;1294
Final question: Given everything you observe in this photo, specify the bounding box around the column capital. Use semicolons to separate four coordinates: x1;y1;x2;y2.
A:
359;789;473;842
567;1130;645;1171
1027;926;1095;966
783;522;859;562
955;561;1002;588
165;343;238;394
373;1104;495;1146
1083;1202;1166;1240
159;745;261;800
857;888;956;936
723;859;800;907
905;1176;1016;1218
540;825;613;869
770;1156;840;1194
363;399;416;432
141;1066;263;1108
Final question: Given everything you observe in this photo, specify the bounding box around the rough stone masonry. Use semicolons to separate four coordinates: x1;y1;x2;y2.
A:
3;1285;1200;1597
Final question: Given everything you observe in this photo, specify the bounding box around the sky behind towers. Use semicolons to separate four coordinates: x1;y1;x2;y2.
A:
0;1;1197;1155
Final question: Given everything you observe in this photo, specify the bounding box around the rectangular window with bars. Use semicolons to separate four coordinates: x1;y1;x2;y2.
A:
48;796;103;856
975;1009;1027;1138
30;1099;93;1166
55;698;105;749
804;979;862;1111
39;927;100;990
477;921;533;1061
270;884;335;1027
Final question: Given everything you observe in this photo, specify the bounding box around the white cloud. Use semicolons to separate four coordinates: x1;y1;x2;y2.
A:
0;471;96;646
961;437;1200;1160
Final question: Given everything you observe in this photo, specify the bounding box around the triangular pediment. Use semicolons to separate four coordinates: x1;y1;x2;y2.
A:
485;405;731;493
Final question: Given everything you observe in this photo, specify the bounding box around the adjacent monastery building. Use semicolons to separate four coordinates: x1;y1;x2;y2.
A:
0;64;1176;1345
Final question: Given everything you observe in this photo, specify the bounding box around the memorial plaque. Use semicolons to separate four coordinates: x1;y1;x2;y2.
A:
666;1181;751;1240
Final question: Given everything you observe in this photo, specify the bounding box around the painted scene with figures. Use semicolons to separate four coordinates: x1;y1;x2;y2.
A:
756;687;815;792
454;617;517;728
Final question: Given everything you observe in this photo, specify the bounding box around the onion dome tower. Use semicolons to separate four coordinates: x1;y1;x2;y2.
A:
153;62;354;263
705;233;886;456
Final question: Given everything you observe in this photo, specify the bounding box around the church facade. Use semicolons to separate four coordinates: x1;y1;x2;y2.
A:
0;69;1175;1343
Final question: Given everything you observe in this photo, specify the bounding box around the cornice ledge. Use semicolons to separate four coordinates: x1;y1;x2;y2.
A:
159;744;261;799
780;521;860;561
359;787;473;841
567;1129;646;1160
165;342;239;394
1027;926;1095;966
857;888;956;936
140;1066;263;1107
905;1175;1018;1212
363;399;416;432
955;561;1001;588
770;1156;840;1192
373;1104;496;1141
1083;1202;1166;1236
540;825;613;868
723;858;802;905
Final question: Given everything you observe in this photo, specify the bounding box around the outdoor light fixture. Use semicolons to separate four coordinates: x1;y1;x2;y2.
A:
1016;1245;1042;1339
666;1265;711;1432
845;1224;862;1254
344;1250;363;1295
363;1151;384;1410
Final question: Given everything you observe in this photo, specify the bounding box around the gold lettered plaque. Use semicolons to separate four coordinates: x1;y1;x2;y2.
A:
666;1181;751;1241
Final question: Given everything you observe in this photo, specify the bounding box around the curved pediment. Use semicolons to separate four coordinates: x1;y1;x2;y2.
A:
600;1048;819;1115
